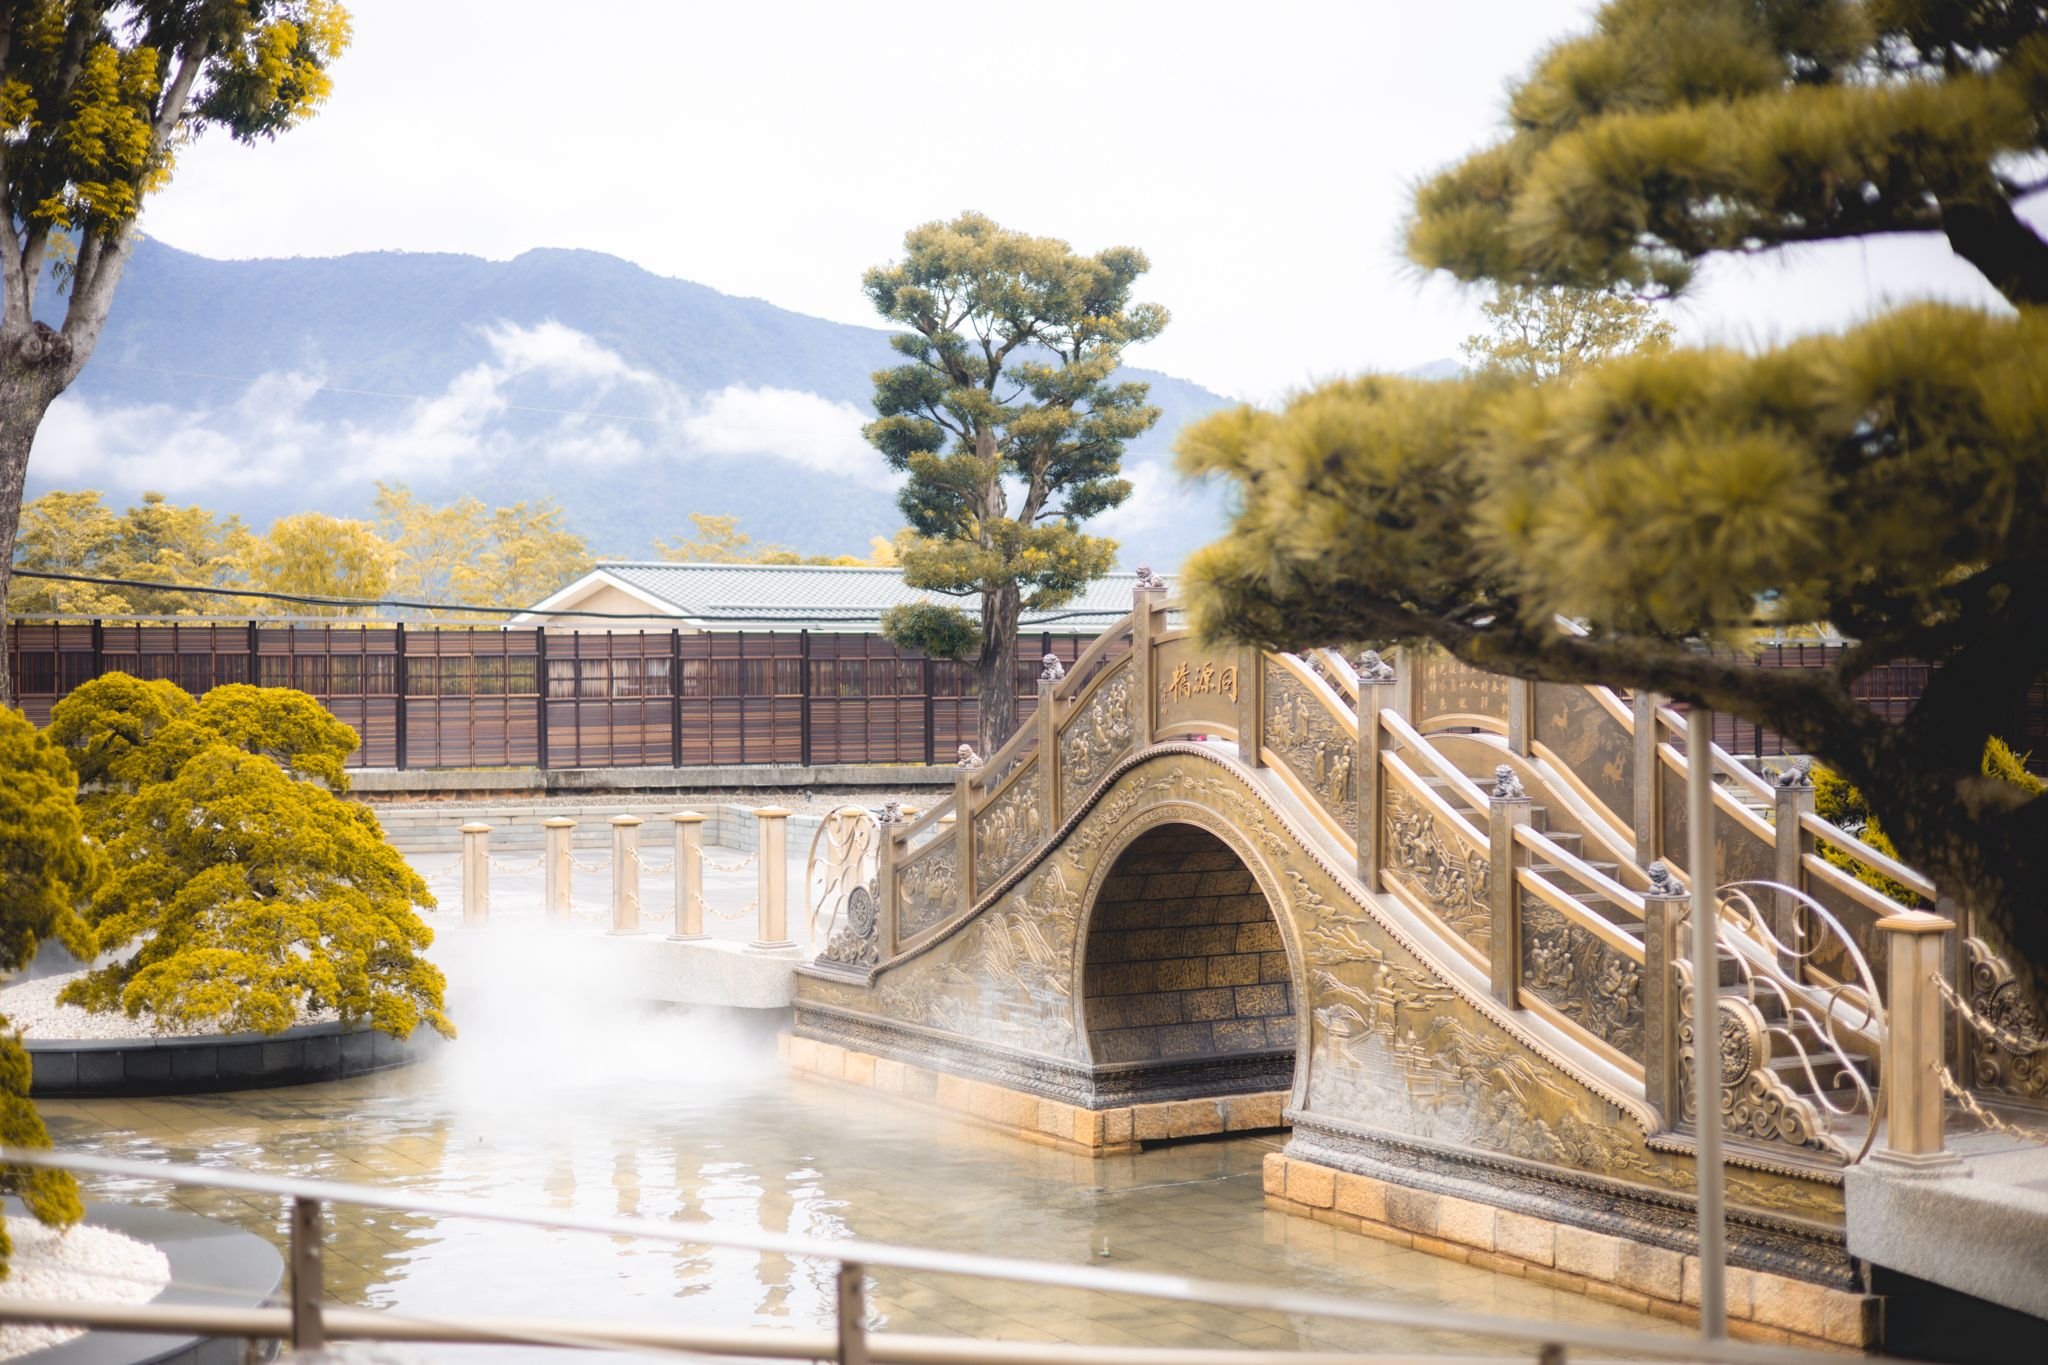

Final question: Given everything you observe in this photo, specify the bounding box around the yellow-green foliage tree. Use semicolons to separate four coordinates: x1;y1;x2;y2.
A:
245;511;395;616
0;706;101;1269
46;677;451;1039
1177;0;2048;995
862;213;1167;755
12;490;253;617
0;3;353;700
1459;284;1673;385
374;483;592;608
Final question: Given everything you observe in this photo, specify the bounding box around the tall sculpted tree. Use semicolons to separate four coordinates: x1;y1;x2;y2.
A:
1459;284;1673;385
1178;1;2048;994
0;2;352;699
863;213;1167;755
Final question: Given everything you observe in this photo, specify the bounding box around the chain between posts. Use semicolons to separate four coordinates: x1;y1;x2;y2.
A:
1935;1062;2048;1143
702;852;757;873
693;892;755;921
1933;970;2048;1054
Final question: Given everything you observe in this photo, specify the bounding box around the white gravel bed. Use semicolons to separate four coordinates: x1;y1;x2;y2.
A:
0;970;337;1041
0;1218;169;1360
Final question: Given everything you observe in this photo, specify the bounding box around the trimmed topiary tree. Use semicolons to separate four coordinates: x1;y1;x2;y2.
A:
46;676;452;1041
0;706;101;1271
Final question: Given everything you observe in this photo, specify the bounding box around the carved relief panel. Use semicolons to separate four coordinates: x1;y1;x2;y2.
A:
1059;660;1134;814
1519;901;1645;1063
1533;682;1635;830
1262;658;1358;831
1413;648;1510;731
895;839;958;944
1381;788;1492;956
973;762;1044;893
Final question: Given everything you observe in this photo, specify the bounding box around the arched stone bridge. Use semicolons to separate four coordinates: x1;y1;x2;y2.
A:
791;583;2037;1347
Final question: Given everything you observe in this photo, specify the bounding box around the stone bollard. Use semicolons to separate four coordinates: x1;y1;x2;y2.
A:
542;817;575;926
670;811;707;941
1877;911;1958;1167
460;823;492;926
750;807;795;951
609;815;644;935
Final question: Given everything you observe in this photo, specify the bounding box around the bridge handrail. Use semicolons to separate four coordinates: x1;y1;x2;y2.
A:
1517;866;1647;964
1379;710;1490;815
1511;823;1647;922
1054;610;1135;710
969;702;1046;811
1796;810;1936;903
0;1145;1879;1365
1652;701;1777;804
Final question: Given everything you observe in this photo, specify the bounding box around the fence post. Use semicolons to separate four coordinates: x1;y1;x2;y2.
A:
671;811;707;940
460;823;491;925
1772;775;1815;971
800;630;813;768
1877;911;1958;1166
609;815;644;935
671;628;684;769
1488;781;1533;1006
395;621;409;771
1632;690;1660;863
535;627;550;771
543;817;575;925
751;807;795;950
1642;868;1687;1125
836;1258;869;1365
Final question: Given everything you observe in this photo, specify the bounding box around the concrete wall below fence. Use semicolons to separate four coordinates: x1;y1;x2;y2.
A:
353;763;956;799
367;801;852;854
29;1020;441;1098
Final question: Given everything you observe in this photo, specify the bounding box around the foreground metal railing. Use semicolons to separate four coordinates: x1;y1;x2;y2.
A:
0;1145;1907;1365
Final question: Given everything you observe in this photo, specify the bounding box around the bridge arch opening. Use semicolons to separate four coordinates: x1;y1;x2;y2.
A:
1080;824;1296;1104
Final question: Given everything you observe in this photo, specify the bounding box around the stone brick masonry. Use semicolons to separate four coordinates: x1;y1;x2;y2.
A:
1262;1151;1881;1353
781;1034;1287;1156
1083;827;1294;1065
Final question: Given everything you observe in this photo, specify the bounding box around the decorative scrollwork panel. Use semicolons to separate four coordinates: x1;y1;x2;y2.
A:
1962;937;2048;1102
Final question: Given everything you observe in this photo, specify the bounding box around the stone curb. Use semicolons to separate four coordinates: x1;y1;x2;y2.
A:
27;1021;443;1099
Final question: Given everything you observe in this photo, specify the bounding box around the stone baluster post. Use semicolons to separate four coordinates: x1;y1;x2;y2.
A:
1129;578;1164;749
751;807;795;951
1354;652;1401;891
1642;867;1689;1127
460;822;492;926
1237;645;1264;770
669;811;706;941
876;802;903;957
609;815;644;935
1772;775;1816;971
1507;678;1534;758
1487;776;1534;1007
1632;691;1662;865
1037;676;1061;829
1877;911;1958;1167
542;817;575;926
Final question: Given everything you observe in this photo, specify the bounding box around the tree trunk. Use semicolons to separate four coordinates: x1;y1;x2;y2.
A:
976;582;1022;758
0;346;67;707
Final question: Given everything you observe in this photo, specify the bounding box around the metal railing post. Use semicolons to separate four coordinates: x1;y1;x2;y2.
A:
543;817;575;925
1687;708;1726;1342
670;811;706;940
1632;691;1661;862
1357;663;1399;890
1877;911;1958;1166
835;1259;868;1365
460;822;491;926
1772;778;1815;973
751;807;794;950
1643;872;1689;1126
289;1195;324;1352
610;815;644;935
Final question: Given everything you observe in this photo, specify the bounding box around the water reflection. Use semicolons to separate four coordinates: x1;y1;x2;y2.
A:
37;927;1685;1358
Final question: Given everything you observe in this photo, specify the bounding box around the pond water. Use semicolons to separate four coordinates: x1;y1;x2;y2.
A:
37;935;1684;1360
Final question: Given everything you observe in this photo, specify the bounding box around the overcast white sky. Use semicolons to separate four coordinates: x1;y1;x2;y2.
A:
134;0;2021;404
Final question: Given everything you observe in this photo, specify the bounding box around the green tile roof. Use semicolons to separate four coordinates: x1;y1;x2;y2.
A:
591;562;1161;631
